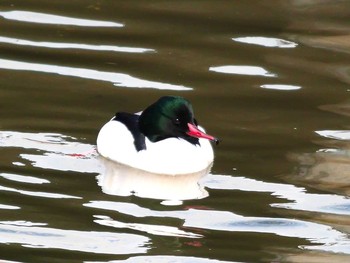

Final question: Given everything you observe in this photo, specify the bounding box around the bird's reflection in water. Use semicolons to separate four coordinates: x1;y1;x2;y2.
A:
97;157;211;205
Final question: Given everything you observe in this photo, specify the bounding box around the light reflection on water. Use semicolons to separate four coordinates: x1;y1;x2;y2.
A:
1;130;350;256
0;10;123;27
0;220;149;255
0;204;20;210
316;130;350;140
260;84;301;91
85;200;350;254
93;215;202;238
204;175;350;216
232;36;297;48
87;256;236;263
209;65;276;77
0;59;191;91
0;36;155;53
0;130;99;173
287;128;350;197
0;173;49;184
0;184;80;199
2;1;350;261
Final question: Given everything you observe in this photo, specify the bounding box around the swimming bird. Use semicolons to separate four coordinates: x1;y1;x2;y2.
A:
97;96;218;175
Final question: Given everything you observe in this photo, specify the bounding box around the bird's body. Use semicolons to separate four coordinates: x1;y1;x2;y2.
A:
97;96;218;175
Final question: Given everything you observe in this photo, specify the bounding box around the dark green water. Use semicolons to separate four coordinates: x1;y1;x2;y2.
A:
1;1;350;262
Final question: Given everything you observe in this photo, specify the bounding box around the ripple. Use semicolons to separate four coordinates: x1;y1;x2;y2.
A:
89;255;235;263
260;84;301;91
0;131;101;174
0;220;47;227
0;173;49;184
12;162;25;166
0;131;93;154
20;153;100;173
0;36;154;53
0;58;191;90
94;215;201;238
84;201;350;254
229;218;302;228
0;220;149;254
232;36;297;48
316;130;350;140
0;204;20;210
0;185;81;199
0;10;123;27
209;65;276;77
204;174;350;216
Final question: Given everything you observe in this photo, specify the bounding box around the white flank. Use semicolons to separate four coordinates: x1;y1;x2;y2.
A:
97;119;214;175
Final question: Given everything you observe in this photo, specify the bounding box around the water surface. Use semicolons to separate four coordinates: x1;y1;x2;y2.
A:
1;1;350;262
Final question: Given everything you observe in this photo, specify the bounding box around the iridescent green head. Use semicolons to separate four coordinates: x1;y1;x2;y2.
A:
139;96;218;145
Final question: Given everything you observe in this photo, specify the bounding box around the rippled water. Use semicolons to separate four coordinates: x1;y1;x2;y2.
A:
1;1;350;262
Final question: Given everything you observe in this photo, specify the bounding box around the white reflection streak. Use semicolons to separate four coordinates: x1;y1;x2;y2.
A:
0;204;20;210
1;220;46;227
209;65;276;77
0;185;81;199
94;215;202;238
99;255;235;263
260;84;301;91
20;153;101;173
204;175;350;216
316;130;350;140
0;131;110;175
0;221;149;254
0;59;191;90
0;131;101;174
0;172;49;184
0;36;154;53
0;131;93;154
85;200;350;253
232;36;297;48
0;10;123;27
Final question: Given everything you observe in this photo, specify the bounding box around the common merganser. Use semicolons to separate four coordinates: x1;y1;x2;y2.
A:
97;96;218;175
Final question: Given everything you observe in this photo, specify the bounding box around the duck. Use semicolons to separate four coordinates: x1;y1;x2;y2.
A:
97;96;218;175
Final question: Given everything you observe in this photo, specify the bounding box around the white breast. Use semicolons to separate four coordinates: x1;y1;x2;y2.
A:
96;119;214;175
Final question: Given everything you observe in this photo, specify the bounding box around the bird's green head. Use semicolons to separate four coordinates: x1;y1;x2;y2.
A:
139;96;218;145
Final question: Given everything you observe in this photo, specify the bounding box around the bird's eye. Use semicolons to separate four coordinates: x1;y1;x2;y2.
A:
174;118;180;125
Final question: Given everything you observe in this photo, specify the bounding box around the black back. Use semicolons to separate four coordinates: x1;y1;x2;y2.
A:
113;112;146;151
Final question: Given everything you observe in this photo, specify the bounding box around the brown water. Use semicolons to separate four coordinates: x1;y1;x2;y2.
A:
1;1;350;262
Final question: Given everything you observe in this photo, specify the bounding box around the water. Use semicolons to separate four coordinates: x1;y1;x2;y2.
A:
1;1;350;262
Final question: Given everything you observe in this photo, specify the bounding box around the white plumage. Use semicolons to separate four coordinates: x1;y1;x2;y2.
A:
97;118;214;175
